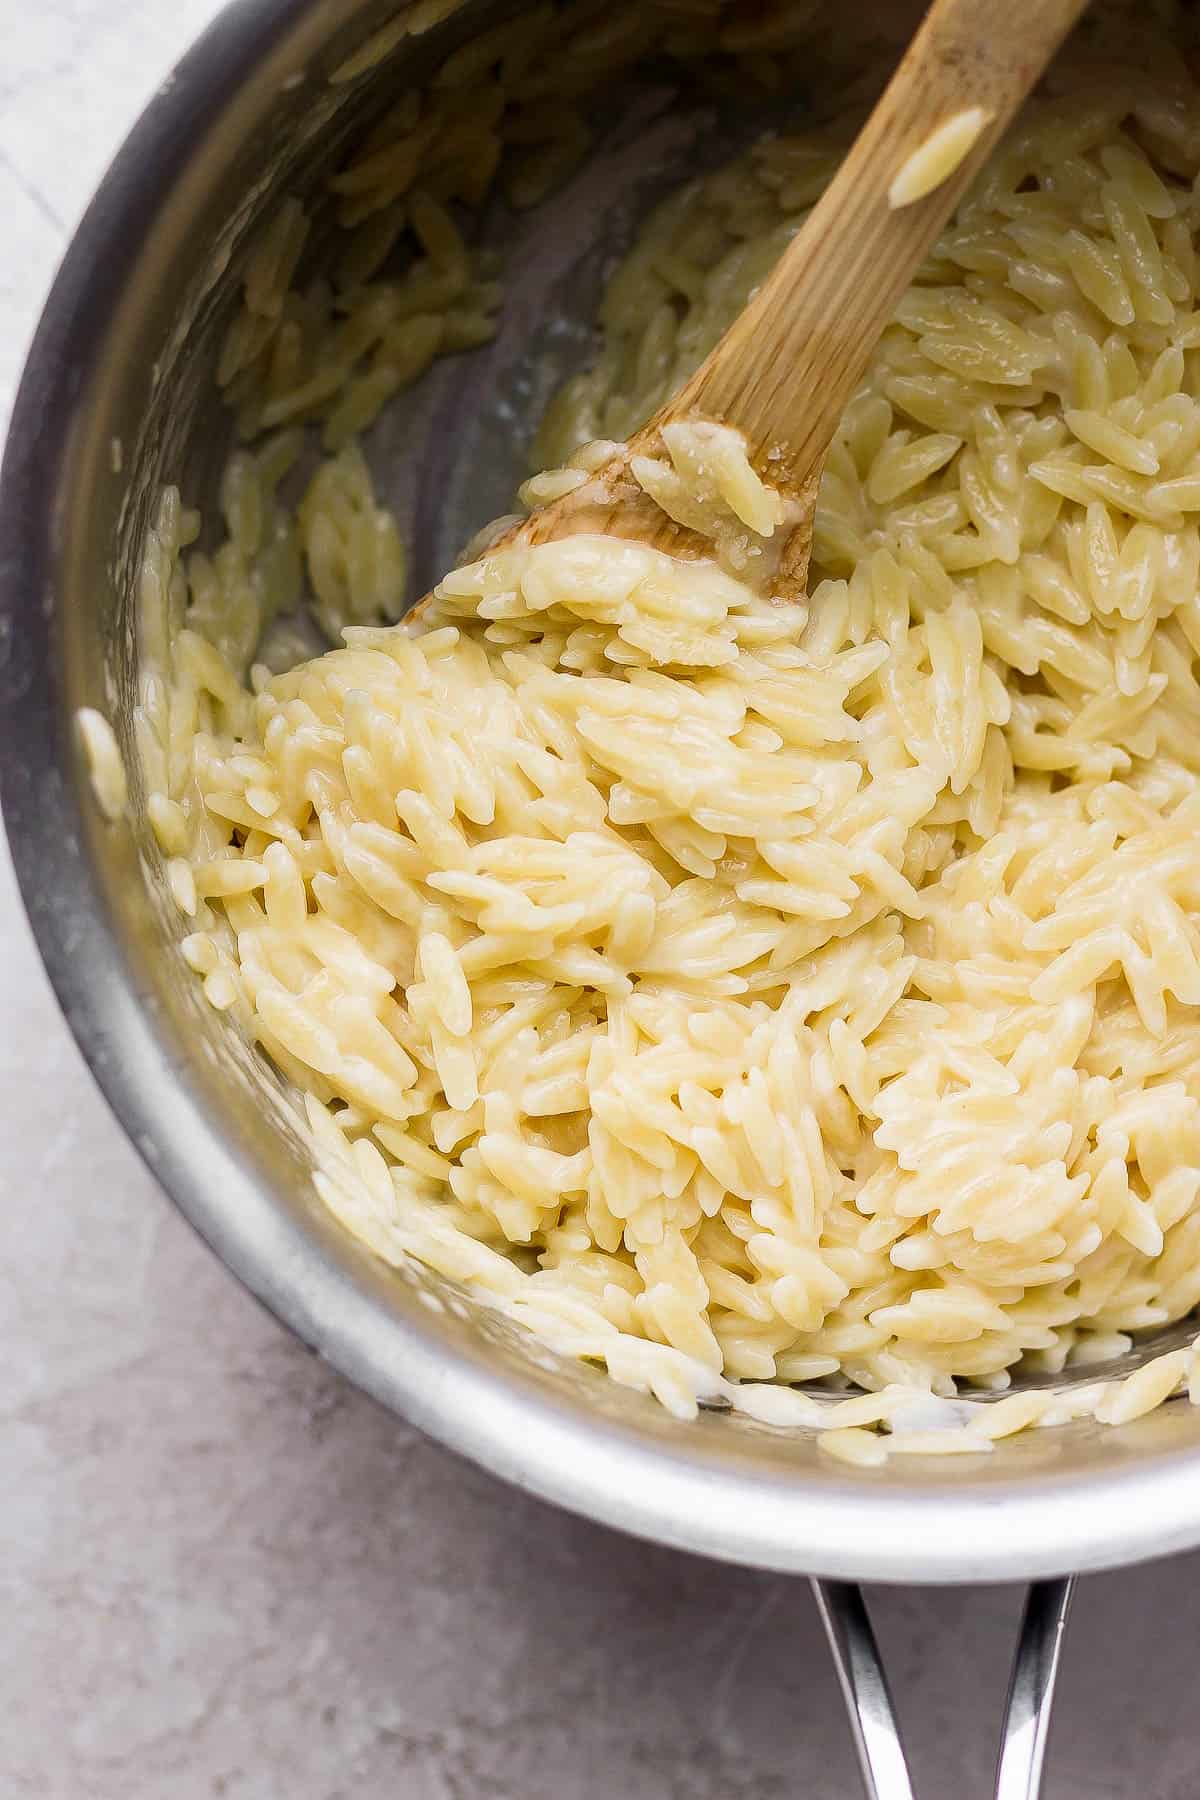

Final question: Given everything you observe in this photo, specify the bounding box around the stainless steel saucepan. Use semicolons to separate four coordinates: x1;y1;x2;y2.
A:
1;3;1196;1791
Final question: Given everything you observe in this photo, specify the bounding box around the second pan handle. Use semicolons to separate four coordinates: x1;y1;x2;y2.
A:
812;1574;1076;1799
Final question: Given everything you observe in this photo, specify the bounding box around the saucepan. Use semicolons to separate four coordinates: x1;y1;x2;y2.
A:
1;2;1197;1792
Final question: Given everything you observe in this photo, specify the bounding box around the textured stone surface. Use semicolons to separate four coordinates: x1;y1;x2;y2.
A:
4;7;1200;1795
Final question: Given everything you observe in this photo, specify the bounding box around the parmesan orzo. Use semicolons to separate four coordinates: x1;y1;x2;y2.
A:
117;0;1200;1453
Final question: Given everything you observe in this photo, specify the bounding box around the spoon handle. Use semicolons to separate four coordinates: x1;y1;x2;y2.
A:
661;0;1089;488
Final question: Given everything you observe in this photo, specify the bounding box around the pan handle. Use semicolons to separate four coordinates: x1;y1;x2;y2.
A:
992;1577;1075;1800
811;1575;1076;1799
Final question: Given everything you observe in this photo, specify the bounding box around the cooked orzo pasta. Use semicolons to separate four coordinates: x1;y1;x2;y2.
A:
121;0;1200;1452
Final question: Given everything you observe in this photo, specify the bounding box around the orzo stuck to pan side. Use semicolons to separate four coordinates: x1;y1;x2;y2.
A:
101;0;1200;1455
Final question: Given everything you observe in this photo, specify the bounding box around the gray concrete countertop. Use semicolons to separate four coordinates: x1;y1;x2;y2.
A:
2;7;1199;1796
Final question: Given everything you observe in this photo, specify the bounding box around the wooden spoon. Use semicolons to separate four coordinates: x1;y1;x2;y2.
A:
427;0;1090;605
